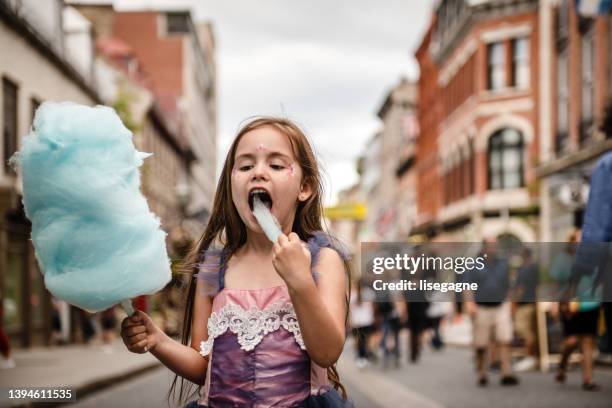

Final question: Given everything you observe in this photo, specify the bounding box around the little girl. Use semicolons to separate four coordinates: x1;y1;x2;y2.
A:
121;117;353;407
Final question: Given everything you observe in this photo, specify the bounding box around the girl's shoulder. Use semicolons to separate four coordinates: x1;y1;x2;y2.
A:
306;231;351;279
194;231;351;295
194;247;228;296
306;231;349;256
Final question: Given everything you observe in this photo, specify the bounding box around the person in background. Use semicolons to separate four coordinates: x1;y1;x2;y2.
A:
465;238;519;387
101;306;118;345
573;151;612;365
425;256;452;351
349;280;375;369
376;298;402;369
401;260;429;364
50;297;64;346
73;306;96;345
0;294;15;369
426;292;452;351
553;233;602;390
512;247;539;372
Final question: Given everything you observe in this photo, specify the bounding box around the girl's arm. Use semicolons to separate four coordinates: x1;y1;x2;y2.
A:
287;246;347;368
121;277;212;385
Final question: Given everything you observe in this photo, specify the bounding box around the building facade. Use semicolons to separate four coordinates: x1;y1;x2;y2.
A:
111;10;217;236
94;35;194;251
1;0;215;347
537;0;612;242
413;0;540;243
0;0;100;347
375;77;419;241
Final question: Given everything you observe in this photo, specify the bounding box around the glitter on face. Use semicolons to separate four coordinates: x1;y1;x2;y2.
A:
256;143;266;152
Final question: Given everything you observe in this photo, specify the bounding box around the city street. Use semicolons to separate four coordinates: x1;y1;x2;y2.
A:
63;358;381;408
3;1;612;408
338;342;612;408
48;340;612;408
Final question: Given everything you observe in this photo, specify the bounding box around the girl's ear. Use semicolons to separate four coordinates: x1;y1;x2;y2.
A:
298;179;313;202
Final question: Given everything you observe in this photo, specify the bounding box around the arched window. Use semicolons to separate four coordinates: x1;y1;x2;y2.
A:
488;128;524;189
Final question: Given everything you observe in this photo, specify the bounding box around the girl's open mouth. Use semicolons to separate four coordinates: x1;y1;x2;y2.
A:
248;189;273;212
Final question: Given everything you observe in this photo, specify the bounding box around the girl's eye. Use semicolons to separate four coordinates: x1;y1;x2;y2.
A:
270;164;285;170
238;165;253;171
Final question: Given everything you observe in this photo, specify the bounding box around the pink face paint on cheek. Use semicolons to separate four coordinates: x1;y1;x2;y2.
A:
280;163;295;182
231;168;243;180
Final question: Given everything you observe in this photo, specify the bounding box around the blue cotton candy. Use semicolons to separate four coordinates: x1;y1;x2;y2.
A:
10;101;171;312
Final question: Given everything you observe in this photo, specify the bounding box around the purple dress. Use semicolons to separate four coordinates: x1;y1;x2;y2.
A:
191;232;353;408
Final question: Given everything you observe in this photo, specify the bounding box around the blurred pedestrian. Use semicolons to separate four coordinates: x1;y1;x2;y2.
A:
73;306;96;344
350;281;375;368
426;291;453;351
573;151;612;361
554;230;602;391
376;299;401;369
101;306;118;345
465;238;519;387
0;293;15;369
50;297;63;345
512;247;539;372
425;255;453;351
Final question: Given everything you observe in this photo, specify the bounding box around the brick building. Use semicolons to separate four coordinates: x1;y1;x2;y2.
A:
104;7;217;236
536;0;612;242
413;0;540;243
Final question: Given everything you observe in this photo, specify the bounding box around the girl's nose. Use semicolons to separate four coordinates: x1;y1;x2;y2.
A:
251;162;268;180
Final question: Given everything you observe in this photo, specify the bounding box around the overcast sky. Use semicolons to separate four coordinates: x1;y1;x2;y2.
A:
115;0;433;205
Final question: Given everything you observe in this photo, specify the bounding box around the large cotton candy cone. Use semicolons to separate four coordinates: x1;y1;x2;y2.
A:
10;101;171;312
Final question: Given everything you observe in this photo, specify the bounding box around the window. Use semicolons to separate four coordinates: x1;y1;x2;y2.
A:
555;0;569;153
580;24;595;142
166;12;189;34
556;0;569;41
488;129;524;190
556;49;569;152
444;167;451;205
511;38;530;89
487;42;505;90
3;77;18;174
468;140;475;195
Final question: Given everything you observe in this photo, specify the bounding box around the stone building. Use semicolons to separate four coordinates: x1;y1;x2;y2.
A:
376;78;418;241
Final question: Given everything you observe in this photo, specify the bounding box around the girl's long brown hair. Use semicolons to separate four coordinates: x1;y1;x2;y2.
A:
168;117;351;405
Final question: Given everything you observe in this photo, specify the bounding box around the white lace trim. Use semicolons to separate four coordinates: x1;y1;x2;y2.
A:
199;301;305;357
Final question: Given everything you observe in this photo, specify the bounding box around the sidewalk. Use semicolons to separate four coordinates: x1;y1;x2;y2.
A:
0;340;160;407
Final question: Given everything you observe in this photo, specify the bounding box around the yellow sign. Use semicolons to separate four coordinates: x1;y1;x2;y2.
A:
323;203;367;221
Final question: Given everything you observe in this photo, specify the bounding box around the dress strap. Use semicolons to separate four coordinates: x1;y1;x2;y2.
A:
194;248;228;296
306;231;351;282
194;231;350;294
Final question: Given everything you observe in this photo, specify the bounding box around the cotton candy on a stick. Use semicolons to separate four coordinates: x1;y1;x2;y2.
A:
10;102;171;314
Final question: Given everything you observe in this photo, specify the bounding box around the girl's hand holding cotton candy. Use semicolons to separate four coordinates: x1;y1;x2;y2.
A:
10;101;172;313
121;310;164;354
272;232;313;289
